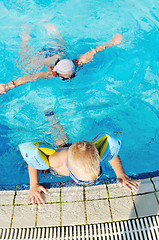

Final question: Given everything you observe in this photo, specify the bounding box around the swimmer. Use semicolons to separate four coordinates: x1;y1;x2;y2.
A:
0;23;122;95
19;113;139;205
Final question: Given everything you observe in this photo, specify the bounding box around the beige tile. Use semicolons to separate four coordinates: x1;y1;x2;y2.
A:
15;188;60;205
37;203;60;227
12;205;36;227
110;197;137;221
61;186;83;202
134;193;159;217
85;184;108;200
45;188;60;203
152;177;159;191
0;206;13;227
156;192;159;203
0;191;15;205
108;183;132;198
135;178;154;194
86;199;111;224
15;190;29;205
62;202;85;226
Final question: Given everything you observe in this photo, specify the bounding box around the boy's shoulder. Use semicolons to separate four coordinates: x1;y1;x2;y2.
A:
49;148;68;168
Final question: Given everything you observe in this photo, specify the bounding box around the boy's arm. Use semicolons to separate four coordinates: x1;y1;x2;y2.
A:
78;34;122;65
108;156;139;190
0;69;53;95
26;165;48;205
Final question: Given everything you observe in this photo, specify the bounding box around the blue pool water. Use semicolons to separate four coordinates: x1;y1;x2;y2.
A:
0;0;159;186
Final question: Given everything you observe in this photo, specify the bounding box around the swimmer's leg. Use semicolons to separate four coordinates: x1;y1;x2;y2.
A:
35;23;67;67
17;26;39;73
20;28;31;49
18;26;46;73
45;110;69;147
19;26;32;59
43;23;68;50
43;23;60;38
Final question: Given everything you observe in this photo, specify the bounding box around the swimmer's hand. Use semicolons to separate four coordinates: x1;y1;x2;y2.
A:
0;84;7;95
117;174;139;191
110;34;122;46
26;184;48;206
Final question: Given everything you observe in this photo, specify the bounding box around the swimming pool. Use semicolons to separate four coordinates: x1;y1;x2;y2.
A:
0;0;159;186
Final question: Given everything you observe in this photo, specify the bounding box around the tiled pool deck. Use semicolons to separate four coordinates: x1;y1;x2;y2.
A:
0;176;159;228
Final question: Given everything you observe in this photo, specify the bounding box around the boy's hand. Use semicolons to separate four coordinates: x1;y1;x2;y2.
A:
0;84;7;95
26;184;48;205
117;174;139;191
110;34;122;46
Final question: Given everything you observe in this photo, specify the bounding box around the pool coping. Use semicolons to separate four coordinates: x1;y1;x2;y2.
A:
0;172;159;229
0;170;159;191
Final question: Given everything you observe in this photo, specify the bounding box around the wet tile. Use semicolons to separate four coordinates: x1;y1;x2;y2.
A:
152;177;159;191
15;190;29;205
37;203;60;227
12;205;36;227
86;199;111;224
62;202;85;226
108;183;132;198
0;191;15;205
85;184;108;200
61;186;83;202
110;197;137;221
156;192;159;202
135;178;154;194
0;206;13;228
134;193;159;217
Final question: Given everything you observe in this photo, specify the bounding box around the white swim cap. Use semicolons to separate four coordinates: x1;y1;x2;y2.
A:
54;59;75;74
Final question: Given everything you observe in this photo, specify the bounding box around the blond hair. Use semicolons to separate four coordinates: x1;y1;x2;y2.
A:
67;141;100;181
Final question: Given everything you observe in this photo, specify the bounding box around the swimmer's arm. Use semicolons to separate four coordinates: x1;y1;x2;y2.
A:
0;69;53;95
26;165;48;205
108;156;139;191
78;34;122;65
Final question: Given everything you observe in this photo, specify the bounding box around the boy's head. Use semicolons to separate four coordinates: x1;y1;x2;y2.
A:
67;141;101;184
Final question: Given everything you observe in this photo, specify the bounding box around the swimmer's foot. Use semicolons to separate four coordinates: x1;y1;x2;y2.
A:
43;23;60;37
44;110;56;124
20;32;31;42
44;110;55;117
20;25;31;42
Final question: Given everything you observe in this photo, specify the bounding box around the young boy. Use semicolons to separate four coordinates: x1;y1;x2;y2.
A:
19;114;138;206
0;23;122;94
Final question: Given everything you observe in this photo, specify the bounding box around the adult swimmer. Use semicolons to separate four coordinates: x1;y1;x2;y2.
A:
0;23;122;95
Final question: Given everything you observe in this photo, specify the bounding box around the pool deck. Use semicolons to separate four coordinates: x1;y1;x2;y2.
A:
0;176;159;228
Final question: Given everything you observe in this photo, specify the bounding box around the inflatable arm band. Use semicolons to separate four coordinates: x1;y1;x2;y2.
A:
19;141;55;170
92;131;122;161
